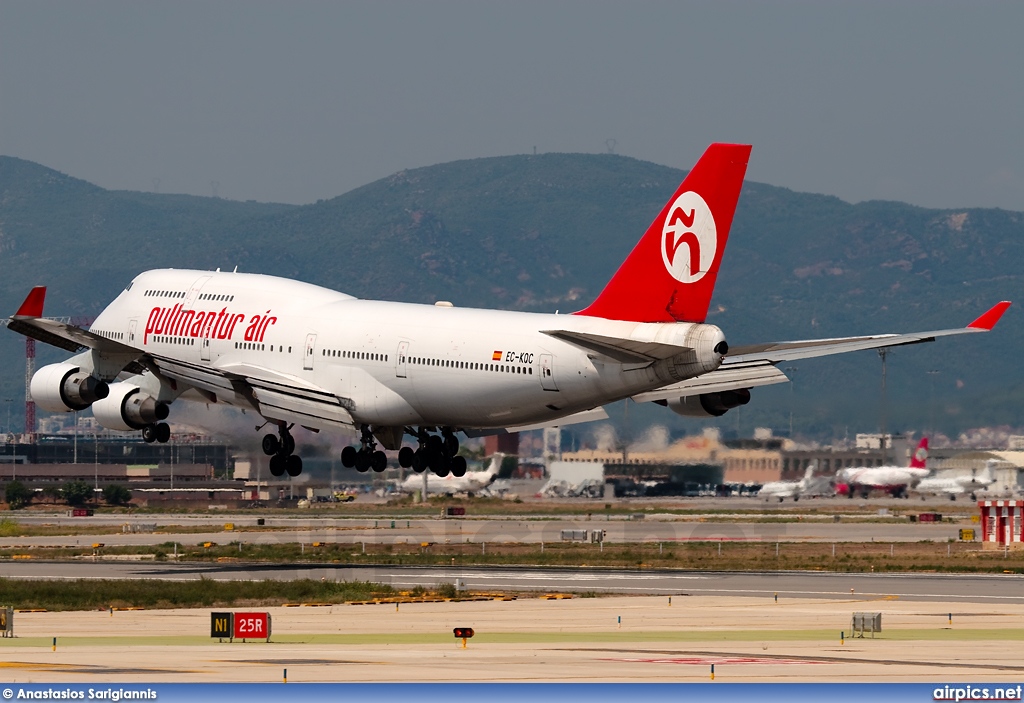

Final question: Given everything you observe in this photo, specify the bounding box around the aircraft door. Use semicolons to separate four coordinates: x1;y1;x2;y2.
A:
200;336;211;361
184;276;211;310
128;319;137;346
539;353;558;391
304;333;317;371
396;341;409;378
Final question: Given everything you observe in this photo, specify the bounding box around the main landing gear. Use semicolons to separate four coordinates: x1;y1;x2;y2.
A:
141;422;171;444
400;428;466;478
341;426;388;473
263;425;302;477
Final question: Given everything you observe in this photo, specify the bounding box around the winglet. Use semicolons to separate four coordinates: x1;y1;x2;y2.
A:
967;301;1011;330
14;286;46;318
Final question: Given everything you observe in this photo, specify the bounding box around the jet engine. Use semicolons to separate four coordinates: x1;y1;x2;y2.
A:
30;363;109;413
91;382;169;431
666;389;751;418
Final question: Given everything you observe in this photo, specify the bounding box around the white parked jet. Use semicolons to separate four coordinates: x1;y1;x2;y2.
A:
835;438;931;498
914;460;997;500
757;461;831;502
398;453;503;495
8;144;1011;480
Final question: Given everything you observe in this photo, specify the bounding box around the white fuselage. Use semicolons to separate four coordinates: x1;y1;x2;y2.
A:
89;269;725;431
836;466;929;489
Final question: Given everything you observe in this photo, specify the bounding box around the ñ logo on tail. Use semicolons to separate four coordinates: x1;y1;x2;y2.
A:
661;191;717;283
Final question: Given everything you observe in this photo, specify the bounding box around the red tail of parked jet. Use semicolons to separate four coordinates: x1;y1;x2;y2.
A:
909;437;928;469
576;142;751;323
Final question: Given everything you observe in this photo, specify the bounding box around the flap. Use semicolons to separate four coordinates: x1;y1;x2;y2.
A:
631;361;789;404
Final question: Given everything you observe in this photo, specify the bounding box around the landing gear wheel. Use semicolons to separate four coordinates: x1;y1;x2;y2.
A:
341;446;357;468
444;433;459;456
281;432;295;456
142;425;157;444
451;455;467;477
434;456;451;478
262;434;280;456
286;455;303;477
412;449;427;473
155;422;171;444
269;454;286;477
355;450;371;473
398;446;414;468
371;450;388;472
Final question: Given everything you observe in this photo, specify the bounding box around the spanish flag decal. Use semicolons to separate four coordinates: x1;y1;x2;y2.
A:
492;350;502;361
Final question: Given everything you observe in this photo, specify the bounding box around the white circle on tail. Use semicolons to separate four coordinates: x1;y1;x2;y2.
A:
660;191;716;283
914;446;928;463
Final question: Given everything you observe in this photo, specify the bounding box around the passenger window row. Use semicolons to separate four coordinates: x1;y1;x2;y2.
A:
401;356;532;375
324;349;388;362
199;293;234;302
152;336;195;346
94;330;124;341
235;342;290;353
144;290;186;298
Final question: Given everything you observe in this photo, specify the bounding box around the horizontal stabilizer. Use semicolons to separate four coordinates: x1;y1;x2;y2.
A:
464;406;609;436
541;329;691;363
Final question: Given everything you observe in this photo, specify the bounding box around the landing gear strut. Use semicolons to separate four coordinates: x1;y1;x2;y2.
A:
341;425;387;473
142;422;171;444
263;425;302;477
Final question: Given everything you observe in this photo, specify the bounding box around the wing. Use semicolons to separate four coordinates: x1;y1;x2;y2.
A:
463;407;609;437
632;301;1011;402
541;329;690;363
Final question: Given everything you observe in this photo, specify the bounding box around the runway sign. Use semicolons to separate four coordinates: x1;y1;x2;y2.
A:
234;612;271;640
210;612;233;638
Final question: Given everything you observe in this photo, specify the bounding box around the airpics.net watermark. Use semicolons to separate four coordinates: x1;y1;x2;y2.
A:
934;685;1023;701
2;689;156;701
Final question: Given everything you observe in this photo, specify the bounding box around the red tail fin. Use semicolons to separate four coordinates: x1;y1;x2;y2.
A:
575;143;751;323
909;437;928;469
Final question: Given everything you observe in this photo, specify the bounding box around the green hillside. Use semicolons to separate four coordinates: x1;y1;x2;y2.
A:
1;153;1021;440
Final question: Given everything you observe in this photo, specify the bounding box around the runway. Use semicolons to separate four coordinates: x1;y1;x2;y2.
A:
3;561;1022;603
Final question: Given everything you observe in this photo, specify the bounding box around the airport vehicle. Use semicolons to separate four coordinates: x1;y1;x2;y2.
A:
398;454;503;495
835;438;931;498
914;460;997;501
757;461;831;502
8;144;1010;479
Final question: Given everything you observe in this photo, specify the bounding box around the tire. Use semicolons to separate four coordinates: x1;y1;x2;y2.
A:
371;450;387;472
427;434;443;452
142;425;157;444
412;449;427;473
269;454;286;477
281;432;296;456
435;456;450;478
262;434;280;456
445;434;459;456
286;455;302;477
341;446;357;468
355;450;371;473
398;446;414;468
451;455;467;477
155;422;171;444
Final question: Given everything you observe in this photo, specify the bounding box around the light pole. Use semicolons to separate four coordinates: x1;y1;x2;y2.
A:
784;367;798;439
878;349;889;464
927;370;940;439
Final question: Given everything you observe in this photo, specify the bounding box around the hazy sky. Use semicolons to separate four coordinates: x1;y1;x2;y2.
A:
2;2;1023;209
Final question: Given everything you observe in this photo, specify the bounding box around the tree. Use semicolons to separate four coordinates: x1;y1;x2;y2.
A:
4;480;32;510
61;480;93;507
102;484;132;506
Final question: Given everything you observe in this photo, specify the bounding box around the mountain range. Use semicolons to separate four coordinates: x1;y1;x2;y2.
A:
1;152;1021;440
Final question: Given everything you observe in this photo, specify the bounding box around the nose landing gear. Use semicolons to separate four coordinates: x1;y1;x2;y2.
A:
142;422;171;444
263;425;302;477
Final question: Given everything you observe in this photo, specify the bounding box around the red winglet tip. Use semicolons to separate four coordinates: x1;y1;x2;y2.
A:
14;286;46;318
967;301;1011;330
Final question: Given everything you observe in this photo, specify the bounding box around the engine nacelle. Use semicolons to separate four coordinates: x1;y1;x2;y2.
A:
92;382;169;431
30;363;109;413
667;389;751;418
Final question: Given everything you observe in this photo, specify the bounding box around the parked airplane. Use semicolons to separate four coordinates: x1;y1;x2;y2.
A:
399;453;503;495
835;438;930;498
757;461;831;502
914;460;997;501
8;144;1010;480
